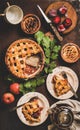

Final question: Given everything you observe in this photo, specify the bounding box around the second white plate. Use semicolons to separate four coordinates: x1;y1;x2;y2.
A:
46;66;79;100
16;92;50;126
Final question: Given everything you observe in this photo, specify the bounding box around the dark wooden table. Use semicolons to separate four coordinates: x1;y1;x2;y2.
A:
0;0;80;130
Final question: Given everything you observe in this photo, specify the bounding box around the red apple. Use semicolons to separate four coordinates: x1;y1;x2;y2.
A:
2;93;15;104
53;16;61;25
10;83;20;95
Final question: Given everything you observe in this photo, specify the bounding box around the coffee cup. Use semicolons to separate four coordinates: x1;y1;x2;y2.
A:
0;2;23;25
48;105;76;130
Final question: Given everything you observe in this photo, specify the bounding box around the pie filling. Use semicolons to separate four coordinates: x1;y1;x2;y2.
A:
5;39;45;79
22;97;43;123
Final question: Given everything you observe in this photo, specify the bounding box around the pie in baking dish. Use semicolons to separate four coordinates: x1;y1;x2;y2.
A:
5;39;45;79
61;43;80;63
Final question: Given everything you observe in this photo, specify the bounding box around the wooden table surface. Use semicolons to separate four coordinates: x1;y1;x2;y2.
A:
0;0;80;130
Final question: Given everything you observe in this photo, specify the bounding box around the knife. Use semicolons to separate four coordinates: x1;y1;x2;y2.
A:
37;5;63;42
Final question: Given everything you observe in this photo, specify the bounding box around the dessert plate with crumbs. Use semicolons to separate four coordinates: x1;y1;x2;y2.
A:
46;66;79;100
16;92;49;126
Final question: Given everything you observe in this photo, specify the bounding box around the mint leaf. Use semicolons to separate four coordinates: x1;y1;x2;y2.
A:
36;78;45;86
45;57;50;64
24;81;31;88
53;45;61;53
31;79;37;88
51;53;58;60
34;31;44;44
42;36;51;48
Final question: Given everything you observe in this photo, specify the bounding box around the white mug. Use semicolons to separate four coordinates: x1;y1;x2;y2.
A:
0;2;23;25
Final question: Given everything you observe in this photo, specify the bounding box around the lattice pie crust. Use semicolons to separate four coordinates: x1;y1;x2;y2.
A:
5;39;45;79
61;43;80;63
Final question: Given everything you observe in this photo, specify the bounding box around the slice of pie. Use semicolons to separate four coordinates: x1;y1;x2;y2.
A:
52;74;70;96
5;39;45;79
22;98;43;123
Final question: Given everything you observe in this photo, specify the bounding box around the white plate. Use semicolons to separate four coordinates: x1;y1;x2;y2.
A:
16;92;50;126
46;66;79;100
50;99;80;130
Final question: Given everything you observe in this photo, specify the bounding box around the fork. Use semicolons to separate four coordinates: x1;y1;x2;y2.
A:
9;96;38;112
61;71;78;99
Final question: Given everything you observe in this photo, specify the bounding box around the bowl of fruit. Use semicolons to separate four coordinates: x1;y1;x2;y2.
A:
45;1;77;34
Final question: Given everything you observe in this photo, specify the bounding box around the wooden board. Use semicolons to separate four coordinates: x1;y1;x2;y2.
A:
45;1;78;34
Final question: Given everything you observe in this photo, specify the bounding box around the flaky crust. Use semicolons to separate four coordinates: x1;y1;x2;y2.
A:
61;43;80;63
5;39;45;79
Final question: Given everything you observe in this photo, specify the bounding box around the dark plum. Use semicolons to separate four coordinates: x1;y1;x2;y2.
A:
58;5;67;16
48;9;57;17
58;24;66;32
63;18;72;28
53;16;61;25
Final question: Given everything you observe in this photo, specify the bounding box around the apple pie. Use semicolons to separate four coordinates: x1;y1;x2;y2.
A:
22;98;43;123
52;74;70;96
21;14;41;34
61;43;80;63
5;39;45;79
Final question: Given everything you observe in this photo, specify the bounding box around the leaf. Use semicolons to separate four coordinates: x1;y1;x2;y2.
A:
36;78;45;86
51;53;58;60
24;81;31;88
42;36;51;48
50;62;56;68
50;39;56;49
45;57;50;64
30;79;37;88
34;31;44;44
20;84;27;94
44;67;48;74
45;49;50;57
53;45;61;53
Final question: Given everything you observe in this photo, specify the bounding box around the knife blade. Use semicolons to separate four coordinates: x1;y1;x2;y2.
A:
37;5;63;41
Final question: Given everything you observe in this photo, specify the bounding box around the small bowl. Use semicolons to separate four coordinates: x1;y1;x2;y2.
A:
61;43;80;63
21;14;41;34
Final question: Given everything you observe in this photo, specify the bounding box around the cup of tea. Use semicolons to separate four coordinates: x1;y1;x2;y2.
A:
0;2;23;25
48;105;76;130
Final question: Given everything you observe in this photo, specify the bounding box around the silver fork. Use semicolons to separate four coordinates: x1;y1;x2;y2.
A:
61;71;78;99
9;96;38;112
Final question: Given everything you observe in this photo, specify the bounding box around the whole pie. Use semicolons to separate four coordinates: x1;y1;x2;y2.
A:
61;43;80;63
5;39;45;79
21;14;41;34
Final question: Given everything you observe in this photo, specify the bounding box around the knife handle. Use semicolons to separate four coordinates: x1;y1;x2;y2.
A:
50;23;63;42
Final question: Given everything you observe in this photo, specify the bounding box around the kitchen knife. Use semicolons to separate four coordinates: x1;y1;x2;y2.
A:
37;5;63;41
